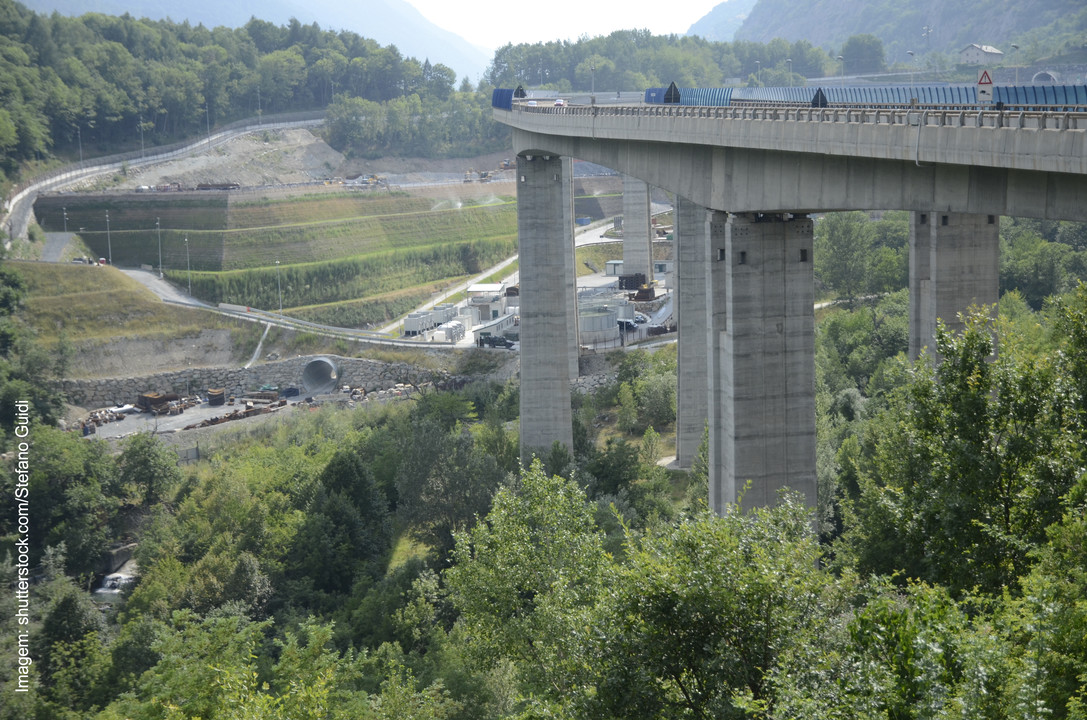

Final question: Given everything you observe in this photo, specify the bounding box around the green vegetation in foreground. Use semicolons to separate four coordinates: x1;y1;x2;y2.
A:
5;285;1087;719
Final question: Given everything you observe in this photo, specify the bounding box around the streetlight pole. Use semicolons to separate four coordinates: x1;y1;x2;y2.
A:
185;237;191;296
105;210;112;265
138;115;144;159
275;259;282;313
205;102;211;147
590;62;595;103
62;207;67;233
786;57;792;79
1011;44;1019;85
755;60;761;84
156;217;162;278
837;55;844;86
907;50;915;99
77;125;83;167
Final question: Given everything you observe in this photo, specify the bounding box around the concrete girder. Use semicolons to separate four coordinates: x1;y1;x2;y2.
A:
512;128;1087;223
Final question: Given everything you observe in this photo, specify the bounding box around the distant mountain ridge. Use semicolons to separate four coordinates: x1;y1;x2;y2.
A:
18;0;492;82
690;0;1086;65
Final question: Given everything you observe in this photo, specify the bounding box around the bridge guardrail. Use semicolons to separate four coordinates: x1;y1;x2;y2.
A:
511;102;1087;132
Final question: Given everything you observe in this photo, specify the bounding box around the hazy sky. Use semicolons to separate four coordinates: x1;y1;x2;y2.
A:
404;0;716;51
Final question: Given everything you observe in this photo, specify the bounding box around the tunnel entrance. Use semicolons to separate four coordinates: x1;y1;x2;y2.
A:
301;357;339;395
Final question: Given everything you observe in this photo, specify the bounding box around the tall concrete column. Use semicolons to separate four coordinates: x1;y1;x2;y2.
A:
909;211;1000;360
518;153;575;457
709;213;816;513
560;159;580;381
622;174;653;283
675;196;710;468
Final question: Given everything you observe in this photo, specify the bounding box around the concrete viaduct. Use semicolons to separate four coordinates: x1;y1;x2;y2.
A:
497;100;1087;514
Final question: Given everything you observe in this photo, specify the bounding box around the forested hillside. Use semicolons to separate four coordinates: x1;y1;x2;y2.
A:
0;0;506;191
485;29;832;93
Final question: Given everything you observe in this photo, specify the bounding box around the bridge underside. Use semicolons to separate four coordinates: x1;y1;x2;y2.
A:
515;134;1006;511
513;128;1087;223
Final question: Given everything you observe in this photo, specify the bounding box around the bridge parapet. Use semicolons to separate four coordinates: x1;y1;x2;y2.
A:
498;103;1087;176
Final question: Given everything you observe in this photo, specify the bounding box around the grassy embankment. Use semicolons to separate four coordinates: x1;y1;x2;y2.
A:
28;184;638;343
11;261;262;355
39;191;520;330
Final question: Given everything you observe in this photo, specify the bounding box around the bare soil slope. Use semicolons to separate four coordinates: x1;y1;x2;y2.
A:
117;127;514;190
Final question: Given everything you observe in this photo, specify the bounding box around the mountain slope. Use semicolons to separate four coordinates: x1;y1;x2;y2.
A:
19;0;491;81
687;0;759;43
727;0;1085;61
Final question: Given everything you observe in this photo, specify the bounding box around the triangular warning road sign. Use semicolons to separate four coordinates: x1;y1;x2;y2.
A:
978;70;993;85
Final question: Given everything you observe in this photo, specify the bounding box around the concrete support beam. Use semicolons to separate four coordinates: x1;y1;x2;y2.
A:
675;196;710;468
709;213;816;512
518;153;575;457
909;211;1000;360
622;174;653;283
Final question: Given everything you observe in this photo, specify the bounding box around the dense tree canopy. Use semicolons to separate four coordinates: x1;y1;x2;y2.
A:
0;0;497;185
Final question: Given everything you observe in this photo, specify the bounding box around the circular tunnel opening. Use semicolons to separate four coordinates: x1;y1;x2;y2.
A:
301;357;339;395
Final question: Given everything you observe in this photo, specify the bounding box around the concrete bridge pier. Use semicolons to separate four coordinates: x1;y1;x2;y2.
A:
709;212;817;512
675;196;711;468
909;211;1000;360
622;175;653;283
518;153;576;458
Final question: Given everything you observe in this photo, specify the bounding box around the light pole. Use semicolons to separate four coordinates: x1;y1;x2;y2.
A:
156;217;162;278
755;59;761;84
786;57;792;78
105;210;112;265
204;102;211;146
907;50;915;99
138;115;144;159
77;125;83;167
1011;43;1019;85
837;55;844;86
62;207;67;233
590;62;595;103
184;237;191;296
275;259;282;313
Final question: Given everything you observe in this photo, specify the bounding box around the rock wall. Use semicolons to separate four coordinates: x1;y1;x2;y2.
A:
59;355;457;409
61;351;609;409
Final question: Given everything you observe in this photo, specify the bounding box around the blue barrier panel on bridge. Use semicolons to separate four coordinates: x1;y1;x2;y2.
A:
732;86;817;103
679;87;733;106
645;87;668;103
817;84;976;106
646;83;681;103
995;85;1087;107
492;88;514;110
643;83;1087;109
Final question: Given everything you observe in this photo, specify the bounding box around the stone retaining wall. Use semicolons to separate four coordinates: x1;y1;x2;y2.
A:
59;355;457;409
61;352;610;409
